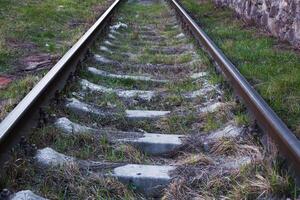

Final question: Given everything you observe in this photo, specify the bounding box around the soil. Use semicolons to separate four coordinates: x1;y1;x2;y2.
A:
18;53;58;72
0;76;12;89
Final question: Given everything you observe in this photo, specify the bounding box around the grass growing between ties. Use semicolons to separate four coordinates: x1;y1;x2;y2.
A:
29;126;148;163
164;138;299;199
167;79;199;93
0;123;147;198
158;112;199;134
138;52;194;65
179;0;300;137
0;148;139;199
83;92;126;111
80;69;159;90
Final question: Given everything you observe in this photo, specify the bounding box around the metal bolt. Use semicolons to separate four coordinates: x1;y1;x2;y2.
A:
235;96;240;104
32;144;37;151
20;136;27;145
217;95;222;102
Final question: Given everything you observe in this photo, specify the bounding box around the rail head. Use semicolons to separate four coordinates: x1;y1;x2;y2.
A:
169;0;300;173
0;0;121;157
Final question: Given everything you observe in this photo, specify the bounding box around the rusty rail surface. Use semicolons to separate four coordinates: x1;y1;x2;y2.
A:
169;0;300;174
0;0;121;161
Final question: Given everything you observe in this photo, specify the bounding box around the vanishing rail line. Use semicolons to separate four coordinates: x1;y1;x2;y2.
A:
0;0;299;198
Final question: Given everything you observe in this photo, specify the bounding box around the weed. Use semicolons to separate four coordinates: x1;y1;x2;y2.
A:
177;153;214;166
234;112;250;126
167;79;199;93
158;112;198;134
228;162;299;199
210;138;237;156
203;113;221;132
0;75;40;120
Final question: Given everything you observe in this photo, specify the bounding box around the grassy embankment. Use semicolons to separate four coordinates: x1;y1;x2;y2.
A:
0;0;110;120
180;0;300;138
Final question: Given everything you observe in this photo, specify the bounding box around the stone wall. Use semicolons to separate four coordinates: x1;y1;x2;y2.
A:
213;0;300;48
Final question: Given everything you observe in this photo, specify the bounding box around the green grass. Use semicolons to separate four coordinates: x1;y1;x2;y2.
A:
227;161;299;199
180;0;300;137
29;125;148;163
3;101;147;196
0;151;138;199
80;69;158;90
158;112;198;134
118;1;166;25
203;113;221;132
0;0;108;73
0;119;146;199
138;52;194;65
167;79;200;93
0;75;40;120
0;0;110;121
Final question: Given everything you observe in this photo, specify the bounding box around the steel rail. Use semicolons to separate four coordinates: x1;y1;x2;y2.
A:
0;0;121;161
0;0;298;177
169;0;300;173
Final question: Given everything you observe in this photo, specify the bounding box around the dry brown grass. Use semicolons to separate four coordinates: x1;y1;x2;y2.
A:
209;138;262;160
165;130;297;199
162;178;206;200
177;153;214;167
114;144;147;163
39;163;137;199
165;159;298;199
228;164;297;199
0;150;138;199
0;75;40;121
210;138;238;156
181;133;205;152
163;168;232;200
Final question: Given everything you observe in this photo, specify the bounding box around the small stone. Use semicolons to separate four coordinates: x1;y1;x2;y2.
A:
175;33;185;39
190;72;207;79
197;102;225;113
10;190;47;200
184;84;216;99
219;156;252;170
110;22;128;30
54;117;96;134
206;124;243;141
65;98;108;118
35;147;75;167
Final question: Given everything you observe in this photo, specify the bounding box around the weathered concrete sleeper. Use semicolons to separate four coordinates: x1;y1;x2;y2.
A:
80;79;156;101
55;117;184;155
66;98;170;120
88;67;169;83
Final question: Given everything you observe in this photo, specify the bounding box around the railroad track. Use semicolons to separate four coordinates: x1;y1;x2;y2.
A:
0;0;299;199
